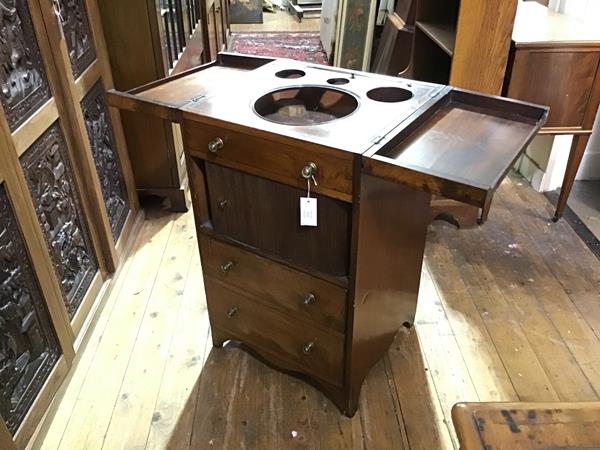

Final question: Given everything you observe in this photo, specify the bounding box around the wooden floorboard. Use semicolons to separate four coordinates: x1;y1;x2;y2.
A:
230;10;320;33
35;174;600;449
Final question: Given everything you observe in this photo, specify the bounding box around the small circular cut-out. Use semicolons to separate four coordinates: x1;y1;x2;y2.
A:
327;78;350;85
367;87;413;102
275;69;306;79
254;86;358;126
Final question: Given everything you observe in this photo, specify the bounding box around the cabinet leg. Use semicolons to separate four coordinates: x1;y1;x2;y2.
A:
343;388;362;418
211;328;228;348
138;188;189;212
167;188;189;213
554;135;589;222
430;198;479;229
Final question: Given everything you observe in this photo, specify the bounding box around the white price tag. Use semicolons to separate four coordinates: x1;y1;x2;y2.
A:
300;197;317;227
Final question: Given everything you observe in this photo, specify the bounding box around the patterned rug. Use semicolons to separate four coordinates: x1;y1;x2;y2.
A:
229;32;329;65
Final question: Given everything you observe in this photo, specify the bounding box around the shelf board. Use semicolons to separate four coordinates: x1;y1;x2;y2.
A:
416;20;456;56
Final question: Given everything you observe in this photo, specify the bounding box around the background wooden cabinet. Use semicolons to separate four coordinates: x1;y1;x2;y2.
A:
203;0;229;61
408;0;517;95
0;0;140;447
502;2;600;220
99;0;229;211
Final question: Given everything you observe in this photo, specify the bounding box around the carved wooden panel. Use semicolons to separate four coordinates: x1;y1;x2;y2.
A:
0;0;51;131
0;183;60;435
20;122;98;319
81;81;129;240
58;0;96;79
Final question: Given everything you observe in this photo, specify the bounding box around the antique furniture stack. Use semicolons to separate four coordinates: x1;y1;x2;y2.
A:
110;53;547;414
288;0;322;22
98;0;229;211
0;0;139;448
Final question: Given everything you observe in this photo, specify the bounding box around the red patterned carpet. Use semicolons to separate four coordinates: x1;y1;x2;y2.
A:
229;32;330;65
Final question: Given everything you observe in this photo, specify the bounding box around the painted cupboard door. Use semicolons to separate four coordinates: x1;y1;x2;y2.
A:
0;183;60;438
37;0;139;272
0;137;73;448
20;123;100;321
0;0;107;340
0;1;139;446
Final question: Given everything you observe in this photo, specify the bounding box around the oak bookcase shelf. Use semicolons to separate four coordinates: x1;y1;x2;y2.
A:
409;0;516;95
415;20;456;56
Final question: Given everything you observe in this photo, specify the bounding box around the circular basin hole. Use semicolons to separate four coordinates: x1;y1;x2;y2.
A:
275;69;306;79
367;87;413;102
254;86;358;126
327;77;350;85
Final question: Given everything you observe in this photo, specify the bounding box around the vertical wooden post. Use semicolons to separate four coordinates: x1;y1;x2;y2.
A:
450;0;518;95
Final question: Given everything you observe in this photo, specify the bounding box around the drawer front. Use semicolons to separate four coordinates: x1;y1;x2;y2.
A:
507;49;600;129
206;278;345;386
199;235;347;332
183;121;354;202
205;163;352;277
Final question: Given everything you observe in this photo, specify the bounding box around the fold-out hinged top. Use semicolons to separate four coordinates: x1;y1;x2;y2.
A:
107;52;548;216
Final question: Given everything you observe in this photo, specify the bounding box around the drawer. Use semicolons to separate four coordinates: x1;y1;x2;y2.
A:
199;235;347;332
506;49;600;129
206;278;345;387
204;163;351;277
182;121;354;202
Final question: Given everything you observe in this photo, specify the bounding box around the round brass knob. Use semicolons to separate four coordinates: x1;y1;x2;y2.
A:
303;293;316;305
303;342;315;354
220;261;234;273
301;162;318;179
226;306;238;318
208;137;224;153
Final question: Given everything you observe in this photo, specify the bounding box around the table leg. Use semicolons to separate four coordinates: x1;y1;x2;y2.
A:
553;135;590;222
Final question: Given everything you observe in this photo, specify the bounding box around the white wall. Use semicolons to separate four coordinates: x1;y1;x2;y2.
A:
550;0;600;181
271;0;288;7
549;0;600;18
577;110;600;180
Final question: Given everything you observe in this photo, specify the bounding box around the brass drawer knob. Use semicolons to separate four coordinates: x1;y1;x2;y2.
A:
301;162;318;179
208;137;224;153
226;306;238;318
220;261;234;272
218;199;229;210
303;293;316;305
303;342;315;354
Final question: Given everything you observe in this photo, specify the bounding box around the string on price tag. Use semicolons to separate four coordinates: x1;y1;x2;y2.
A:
300;176;317;226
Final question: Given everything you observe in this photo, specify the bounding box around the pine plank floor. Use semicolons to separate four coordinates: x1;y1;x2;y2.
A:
230;9;320;33
34;173;600;449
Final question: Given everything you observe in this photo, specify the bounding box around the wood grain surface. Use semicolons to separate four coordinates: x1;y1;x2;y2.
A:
199;235;347;332
32;174;600;449
453;401;600;450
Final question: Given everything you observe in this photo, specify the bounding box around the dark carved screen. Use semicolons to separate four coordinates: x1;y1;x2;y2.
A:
81;81;129;241
20;122;99;319
0;183;60;435
58;0;96;79
0;0;51;131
